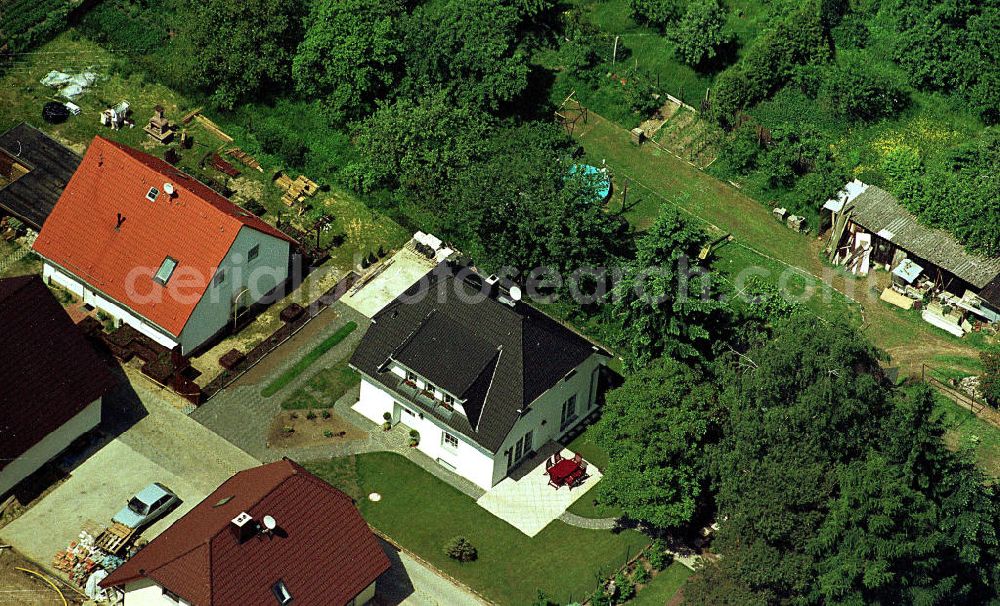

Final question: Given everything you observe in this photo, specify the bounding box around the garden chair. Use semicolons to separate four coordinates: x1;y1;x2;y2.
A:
553;451;563;463
573;453;583;464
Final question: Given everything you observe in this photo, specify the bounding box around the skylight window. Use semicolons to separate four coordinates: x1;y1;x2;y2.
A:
146;186;159;202
154;256;178;285
272;580;293;605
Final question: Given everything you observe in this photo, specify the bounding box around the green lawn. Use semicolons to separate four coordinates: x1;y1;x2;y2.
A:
306;452;651;605
261;321;358;397
630;562;693;605
305;361;361;403
279;386;322;411
933;393;1000;479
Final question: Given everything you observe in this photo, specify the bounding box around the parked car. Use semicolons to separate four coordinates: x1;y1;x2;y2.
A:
113;483;179;529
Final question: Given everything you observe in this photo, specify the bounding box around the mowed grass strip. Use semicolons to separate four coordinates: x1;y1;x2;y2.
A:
261;321;358;397
630;562;693;606
306;453;650;605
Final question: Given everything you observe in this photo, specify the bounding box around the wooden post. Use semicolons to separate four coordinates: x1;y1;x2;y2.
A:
621;179;629;214
612;36;619;68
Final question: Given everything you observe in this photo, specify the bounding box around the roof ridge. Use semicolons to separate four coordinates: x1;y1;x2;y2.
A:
474;348;503;432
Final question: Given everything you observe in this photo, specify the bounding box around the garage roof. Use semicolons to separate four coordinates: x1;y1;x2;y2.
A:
0;275;115;472
101;459;390;606
0;122;82;230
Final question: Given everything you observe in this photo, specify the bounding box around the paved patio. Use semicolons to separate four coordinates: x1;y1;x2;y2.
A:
476;448;602;537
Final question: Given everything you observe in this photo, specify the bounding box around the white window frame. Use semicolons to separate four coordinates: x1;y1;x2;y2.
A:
442;432;459;451
154;256;178;285
146;187;159;202
272;580;292;605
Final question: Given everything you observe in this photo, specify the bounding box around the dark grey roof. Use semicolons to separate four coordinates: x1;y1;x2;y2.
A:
392;311;500;398
847;185;1000;288
351;262;607;453
0;122;82;230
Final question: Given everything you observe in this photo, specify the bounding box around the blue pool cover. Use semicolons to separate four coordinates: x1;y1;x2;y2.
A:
567;164;612;201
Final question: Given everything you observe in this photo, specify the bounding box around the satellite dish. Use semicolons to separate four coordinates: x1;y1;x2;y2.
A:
163;182;175;195
508;285;522;301
262;515;276;531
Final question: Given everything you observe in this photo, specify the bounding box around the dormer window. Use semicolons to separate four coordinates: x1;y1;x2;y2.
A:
272;580;292;605
154;256;178;285
146;186;159;202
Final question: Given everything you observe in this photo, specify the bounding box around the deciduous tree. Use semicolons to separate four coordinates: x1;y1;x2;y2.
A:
189;0;305;108
594;358;720;528
293;0;403;123
400;0;529;110
668;0;732;68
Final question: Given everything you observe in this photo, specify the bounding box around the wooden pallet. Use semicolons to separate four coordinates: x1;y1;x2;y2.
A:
95;523;136;555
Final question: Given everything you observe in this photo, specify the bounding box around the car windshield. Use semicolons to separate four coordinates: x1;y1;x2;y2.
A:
128;498;148;515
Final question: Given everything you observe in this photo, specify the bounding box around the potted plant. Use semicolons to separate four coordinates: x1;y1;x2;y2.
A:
408;429;420;447
382;411;392;431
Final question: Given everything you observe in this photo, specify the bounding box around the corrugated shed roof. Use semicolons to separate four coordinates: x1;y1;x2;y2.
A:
0;122;82;230
847;185;1000;288
351;262;607;453
0;275;115;471
101;459;389;606
32;137;295;337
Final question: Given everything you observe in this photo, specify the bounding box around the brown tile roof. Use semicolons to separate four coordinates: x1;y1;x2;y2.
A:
101;459;390;606
0;275;115;472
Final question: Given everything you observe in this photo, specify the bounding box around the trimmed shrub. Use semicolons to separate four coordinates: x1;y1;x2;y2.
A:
444;536;478;562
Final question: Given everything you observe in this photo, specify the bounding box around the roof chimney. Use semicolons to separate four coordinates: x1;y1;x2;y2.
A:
231;511;257;544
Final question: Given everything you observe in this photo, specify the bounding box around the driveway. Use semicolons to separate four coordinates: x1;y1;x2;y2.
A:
191;303;370;461
0;369;259;569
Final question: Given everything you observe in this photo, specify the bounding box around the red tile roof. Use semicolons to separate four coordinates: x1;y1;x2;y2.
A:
101;459;390;606
0;275;115;471
32;137;295;337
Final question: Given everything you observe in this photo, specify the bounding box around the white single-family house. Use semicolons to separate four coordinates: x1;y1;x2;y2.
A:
351;262;611;490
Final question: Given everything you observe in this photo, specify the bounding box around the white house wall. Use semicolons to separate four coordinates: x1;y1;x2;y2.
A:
491;353;605;486
43;263;179;350
0;398;101;497
179;227;290;353
120;579;192;606
355;379;495;489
